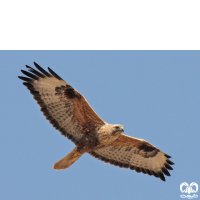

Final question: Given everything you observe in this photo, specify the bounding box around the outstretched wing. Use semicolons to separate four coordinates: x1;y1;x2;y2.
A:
89;134;174;181
18;62;105;144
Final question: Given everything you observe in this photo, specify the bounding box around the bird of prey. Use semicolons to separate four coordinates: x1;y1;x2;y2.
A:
18;62;174;181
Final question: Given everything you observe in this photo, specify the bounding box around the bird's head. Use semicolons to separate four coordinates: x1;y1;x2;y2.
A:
109;124;124;142
98;124;124;144
112;124;124;134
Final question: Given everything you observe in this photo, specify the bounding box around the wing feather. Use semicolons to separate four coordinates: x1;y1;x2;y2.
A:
18;62;105;144
48;67;63;80
26;65;46;78
34;62;52;77
89;134;174;181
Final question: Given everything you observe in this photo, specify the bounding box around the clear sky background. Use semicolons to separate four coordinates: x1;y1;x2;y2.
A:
0;51;200;200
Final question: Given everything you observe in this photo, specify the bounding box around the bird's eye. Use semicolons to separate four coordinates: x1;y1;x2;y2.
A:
115;126;120;130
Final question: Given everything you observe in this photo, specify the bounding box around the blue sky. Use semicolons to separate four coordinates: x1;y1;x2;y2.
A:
0;51;200;200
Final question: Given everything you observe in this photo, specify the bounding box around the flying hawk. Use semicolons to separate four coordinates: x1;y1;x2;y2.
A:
18;62;174;181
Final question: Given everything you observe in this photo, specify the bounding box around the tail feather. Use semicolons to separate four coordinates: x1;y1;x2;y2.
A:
53;147;83;170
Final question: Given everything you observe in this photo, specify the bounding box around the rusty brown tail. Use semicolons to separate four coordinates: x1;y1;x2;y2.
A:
53;147;83;170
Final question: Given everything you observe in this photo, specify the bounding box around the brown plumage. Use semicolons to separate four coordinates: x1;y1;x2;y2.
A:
18;62;174;181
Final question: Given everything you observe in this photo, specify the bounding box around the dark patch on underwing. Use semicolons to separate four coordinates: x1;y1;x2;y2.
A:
64;85;79;99
55;87;62;92
139;143;157;152
18;64;84;146
55;85;67;96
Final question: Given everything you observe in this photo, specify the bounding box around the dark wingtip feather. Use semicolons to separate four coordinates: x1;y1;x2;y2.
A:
166;159;174;165
165;163;173;170
25;65;31;69
161;167;171;176
151;171;159;178
21;70;38;80
158;172;165;181
145;169;152;176
23;82;33;89
165;154;171;158
33;62;52;77
18;76;32;82
26;65;45;78
48;67;63;80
